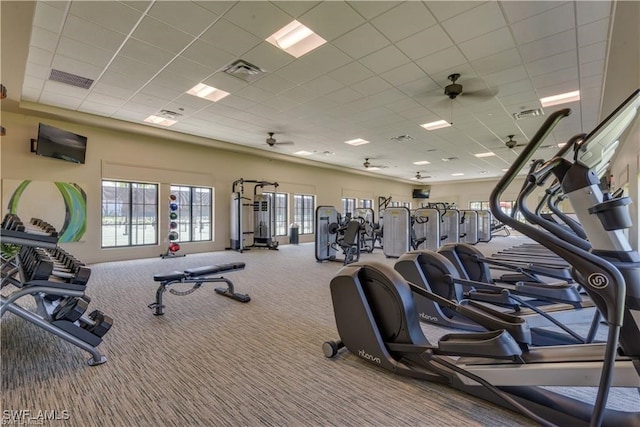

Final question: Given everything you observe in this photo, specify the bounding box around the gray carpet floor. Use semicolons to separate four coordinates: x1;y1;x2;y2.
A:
2;235;639;426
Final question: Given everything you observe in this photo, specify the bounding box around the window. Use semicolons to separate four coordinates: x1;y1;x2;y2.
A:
359;199;372;209
170;185;212;242
263;191;288;236
469;201;490;211
294;194;315;234
102;180;158;247
341;197;356;217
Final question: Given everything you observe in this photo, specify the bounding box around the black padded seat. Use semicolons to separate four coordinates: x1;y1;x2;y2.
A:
185;262;245;277
153;271;186;282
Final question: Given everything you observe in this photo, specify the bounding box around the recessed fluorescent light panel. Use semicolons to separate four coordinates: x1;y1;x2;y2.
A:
344;138;370;146
144;115;177;127
451;173;464;176
474;152;496;158
266;20;326;58
420;120;451;131
540;90;580;107
294;150;313;156
413;160;431;165
187;83;230;102
367;167;381;171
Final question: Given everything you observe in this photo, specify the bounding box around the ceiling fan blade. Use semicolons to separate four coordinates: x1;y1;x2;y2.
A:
275;141;294;145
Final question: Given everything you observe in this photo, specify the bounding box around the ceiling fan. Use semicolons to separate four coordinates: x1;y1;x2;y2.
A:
443;73;497;101
266;132;294;147
504;135;525;149
414;172;431;180
363;158;388;169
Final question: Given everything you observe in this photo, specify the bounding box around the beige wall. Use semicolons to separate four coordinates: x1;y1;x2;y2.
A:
2;111;430;263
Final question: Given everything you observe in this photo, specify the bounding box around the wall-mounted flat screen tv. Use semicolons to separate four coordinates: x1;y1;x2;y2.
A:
35;123;87;164
412;187;431;199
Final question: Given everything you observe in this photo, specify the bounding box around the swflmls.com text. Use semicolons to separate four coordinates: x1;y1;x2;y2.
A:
2;410;70;425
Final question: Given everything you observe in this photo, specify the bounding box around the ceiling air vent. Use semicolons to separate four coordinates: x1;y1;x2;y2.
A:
390;134;413;142
512;108;544;120
223;59;265;82
49;69;94;89
158;109;183;119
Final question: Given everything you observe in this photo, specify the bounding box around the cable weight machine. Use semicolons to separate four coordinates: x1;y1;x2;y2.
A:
230;179;279;253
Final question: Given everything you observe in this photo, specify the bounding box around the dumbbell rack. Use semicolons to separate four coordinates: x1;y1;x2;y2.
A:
1;214;110;366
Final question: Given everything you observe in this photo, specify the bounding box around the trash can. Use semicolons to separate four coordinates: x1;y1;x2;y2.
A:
289;223;299;245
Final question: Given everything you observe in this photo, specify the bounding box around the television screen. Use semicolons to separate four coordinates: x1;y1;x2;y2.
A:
35;123;87;164
413;187;430;199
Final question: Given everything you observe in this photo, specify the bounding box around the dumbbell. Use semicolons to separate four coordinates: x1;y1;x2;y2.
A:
52;297;113;337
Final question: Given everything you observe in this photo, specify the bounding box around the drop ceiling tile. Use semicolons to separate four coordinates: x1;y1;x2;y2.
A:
577;18;610;46
300;1;366;41
241;42;295;74
576;1;613;25
537;81;580;99
282;85;318;104
384;97;422;113
234;84;278;103
415;46;467;75
26;46;54;67
79;101;120;116
29;26;59;52
531;67;578;89
442;2;506;44
57;36;114;69
495;79;534;97
224;1;292;39
130;16;194;54
359;45;411;74
500;1;564;24
517;29;576;63
164;94;213;112
380;63;428;87
32;2;66;33
272;1;321;18
118;39;176;69
346;1;401;20
510;3;575;45
458;27;516;61
396;25;454;61
303;75;345;96
193;2;235;16
216;96;256;112
108;54;160;82
471;48;522;75
333;23;389;59
425;1;482;22
91;81;137;99
121;1;152;12
22;75;45;93
127;92;169;110
579;41;607;64
251;74;298;95
526;49;578;77
149;69;198;93
350;76;392;96
147;1;219;36
580;60;605;78
69;1;143;35
63;15;128;51
39;91;84;110
370;2;436;42
42;79;88;100
299;44;353;75
198;19;262;56
580;74;604;90
327;61;375;86
483;65;529;86
323;86;365;104
180;41;236;72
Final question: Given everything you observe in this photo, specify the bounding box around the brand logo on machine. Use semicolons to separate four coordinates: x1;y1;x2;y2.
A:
358;349;381;364
587;273;609;289
420;312;439;322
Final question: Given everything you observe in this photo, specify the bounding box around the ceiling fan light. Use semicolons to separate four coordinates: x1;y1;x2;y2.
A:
421;120;451;131
540;90;580;107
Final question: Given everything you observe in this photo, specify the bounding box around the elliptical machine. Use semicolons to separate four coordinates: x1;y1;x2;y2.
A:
323;89;640;427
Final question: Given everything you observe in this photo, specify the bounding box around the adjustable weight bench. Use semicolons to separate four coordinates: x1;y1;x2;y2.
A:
148;262;250;316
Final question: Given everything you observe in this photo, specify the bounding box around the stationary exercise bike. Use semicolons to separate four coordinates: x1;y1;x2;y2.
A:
323;90;640;427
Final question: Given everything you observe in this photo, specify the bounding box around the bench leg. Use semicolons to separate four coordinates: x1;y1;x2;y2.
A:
148;284;167;315
214;277;251;303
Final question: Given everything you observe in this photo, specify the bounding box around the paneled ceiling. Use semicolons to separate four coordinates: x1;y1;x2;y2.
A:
7;1;615;183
